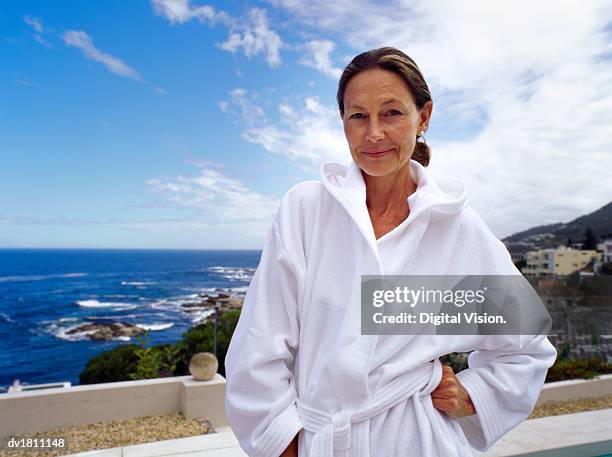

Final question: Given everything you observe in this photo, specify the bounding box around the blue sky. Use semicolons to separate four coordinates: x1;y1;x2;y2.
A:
2;0;612;249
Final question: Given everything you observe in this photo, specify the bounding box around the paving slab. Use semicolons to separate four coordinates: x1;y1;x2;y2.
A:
475;408;612;456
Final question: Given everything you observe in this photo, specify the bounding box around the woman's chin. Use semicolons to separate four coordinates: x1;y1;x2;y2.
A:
357;160;397;177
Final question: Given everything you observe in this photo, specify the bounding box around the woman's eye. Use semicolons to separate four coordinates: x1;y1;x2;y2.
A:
349;113;365;119
386;109;402;116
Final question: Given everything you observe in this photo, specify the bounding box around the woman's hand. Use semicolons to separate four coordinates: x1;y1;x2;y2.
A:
431;364;477;418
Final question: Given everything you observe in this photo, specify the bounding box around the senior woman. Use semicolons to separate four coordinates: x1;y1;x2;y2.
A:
224;47;556;457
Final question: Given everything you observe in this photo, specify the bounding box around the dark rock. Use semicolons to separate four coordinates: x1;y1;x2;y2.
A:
182;301;208;309
66;322;145;341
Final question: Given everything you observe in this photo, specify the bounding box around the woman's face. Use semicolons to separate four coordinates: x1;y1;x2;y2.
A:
341;68;432;177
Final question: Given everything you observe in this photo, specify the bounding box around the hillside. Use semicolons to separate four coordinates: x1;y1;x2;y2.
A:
504;201;612;248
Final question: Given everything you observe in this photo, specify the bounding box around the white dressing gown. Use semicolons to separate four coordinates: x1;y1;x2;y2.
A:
224;159;557;457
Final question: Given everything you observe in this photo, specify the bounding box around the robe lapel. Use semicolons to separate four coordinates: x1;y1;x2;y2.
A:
320;160;466;386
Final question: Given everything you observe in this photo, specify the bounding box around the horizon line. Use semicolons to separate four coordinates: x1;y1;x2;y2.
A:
0;247;263;251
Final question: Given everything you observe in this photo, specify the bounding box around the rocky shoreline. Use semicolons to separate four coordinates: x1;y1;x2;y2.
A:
179;292;244;317
66;322;145;341
66;292;245;341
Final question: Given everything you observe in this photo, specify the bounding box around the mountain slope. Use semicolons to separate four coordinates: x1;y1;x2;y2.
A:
504;201;612;245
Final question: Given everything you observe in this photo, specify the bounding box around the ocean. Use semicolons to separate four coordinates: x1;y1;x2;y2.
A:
0;248;261;391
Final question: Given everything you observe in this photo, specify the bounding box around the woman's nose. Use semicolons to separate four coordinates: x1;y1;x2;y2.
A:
365;118;385;143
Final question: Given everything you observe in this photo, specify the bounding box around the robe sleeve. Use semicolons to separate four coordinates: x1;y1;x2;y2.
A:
453;209;558;451
224;212;304;457
455;334;557;451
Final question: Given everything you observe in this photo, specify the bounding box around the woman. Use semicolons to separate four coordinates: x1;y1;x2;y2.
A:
224;47;557;457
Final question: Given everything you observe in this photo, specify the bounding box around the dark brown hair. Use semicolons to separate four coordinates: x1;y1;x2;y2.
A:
337;47;432;166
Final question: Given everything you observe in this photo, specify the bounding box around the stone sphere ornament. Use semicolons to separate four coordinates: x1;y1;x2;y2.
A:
189;352;218;381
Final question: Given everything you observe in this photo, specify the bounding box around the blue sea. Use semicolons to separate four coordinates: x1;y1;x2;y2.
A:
0;248;261;391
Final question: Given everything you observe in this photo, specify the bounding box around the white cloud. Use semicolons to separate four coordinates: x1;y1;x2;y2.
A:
23;15;43;33
217;8;283;67
152;1;284;67
217;100;230;112
146;161;279;234
63;30;143;81
33;34;51;47
15;78;41;88
228;88;266;123
224;89;347;166
258;0;612;238
23;15;51;47
278;103;294;116
299;39;342;78
151;0;222;24
0;215;185;227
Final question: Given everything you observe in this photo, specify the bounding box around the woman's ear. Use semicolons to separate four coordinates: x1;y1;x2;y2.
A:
419;101;433;126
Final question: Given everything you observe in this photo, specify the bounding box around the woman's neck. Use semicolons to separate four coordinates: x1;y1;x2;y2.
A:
362;164;416;217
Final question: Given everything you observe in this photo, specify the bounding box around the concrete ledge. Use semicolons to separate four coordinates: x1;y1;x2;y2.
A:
536;374;612;405
181;376;227;426
0;374;228;434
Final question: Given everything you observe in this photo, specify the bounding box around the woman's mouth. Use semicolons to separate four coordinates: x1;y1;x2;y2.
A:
363;148;393;157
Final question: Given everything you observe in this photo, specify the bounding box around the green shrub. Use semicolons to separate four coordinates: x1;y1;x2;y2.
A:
439;348;612;383
177;309;241;377
129;346;162;380
79;344;140;384
441;352;469;373
80;309;242;384
546;357;612;382
129;332;183;380
557;342;572;360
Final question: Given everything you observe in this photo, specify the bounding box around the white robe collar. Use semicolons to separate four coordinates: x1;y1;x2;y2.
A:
320;159;468;261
